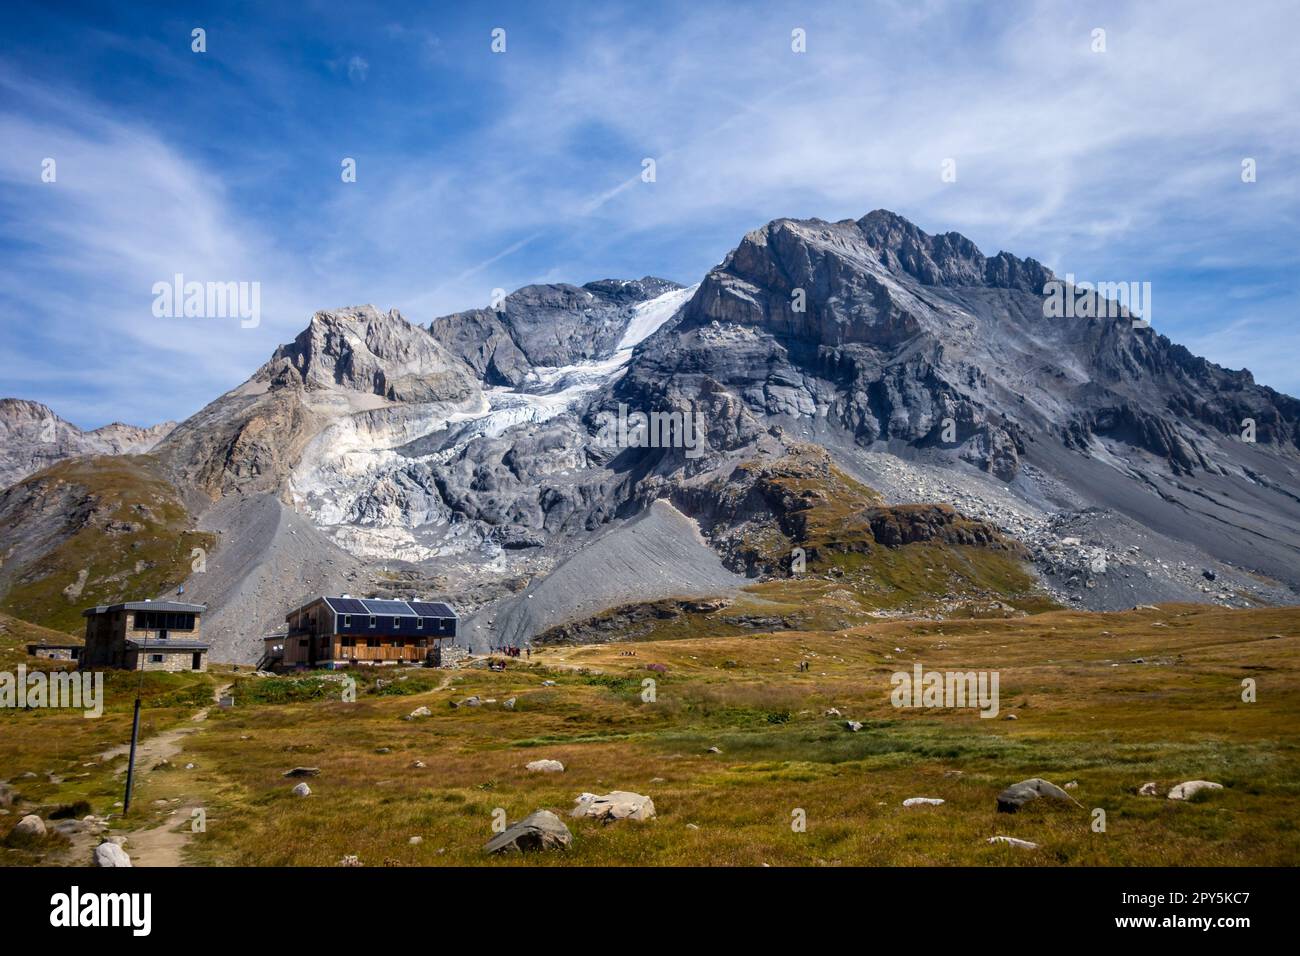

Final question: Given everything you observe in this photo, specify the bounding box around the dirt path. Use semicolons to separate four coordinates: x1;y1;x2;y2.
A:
87;683;231;865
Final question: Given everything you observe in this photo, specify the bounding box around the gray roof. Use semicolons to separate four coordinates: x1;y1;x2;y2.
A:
83;600;207;617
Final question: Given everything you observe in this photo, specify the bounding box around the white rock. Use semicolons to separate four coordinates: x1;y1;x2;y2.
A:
902;797;944;807
12;814;45;839
570;790;655;822
292;782;312;797
94;841;132;867
1168;780;1223;800
526;759;565;773
988;836;1039;849
845;721;863;732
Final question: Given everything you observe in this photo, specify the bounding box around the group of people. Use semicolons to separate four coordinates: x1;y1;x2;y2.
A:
488;644;528;658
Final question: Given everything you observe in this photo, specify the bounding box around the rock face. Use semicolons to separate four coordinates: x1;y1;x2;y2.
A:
431;277;682;386
996;778;1078;813
269;306;478;404
0;398;174;489
570;791;656;822
482;810;573;854
1168;780;1224;800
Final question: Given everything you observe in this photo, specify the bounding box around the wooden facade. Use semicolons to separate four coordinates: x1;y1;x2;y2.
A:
278;596;458;669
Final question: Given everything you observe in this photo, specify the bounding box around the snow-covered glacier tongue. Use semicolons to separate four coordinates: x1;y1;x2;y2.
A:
290;283;697;562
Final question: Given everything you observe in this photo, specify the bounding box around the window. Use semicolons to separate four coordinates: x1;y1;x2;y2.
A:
343;614;351;628
149;654;164;663
341;636;355;648
367;637;379;648
416;617;424;630
392;616;400;630
369;616;377;628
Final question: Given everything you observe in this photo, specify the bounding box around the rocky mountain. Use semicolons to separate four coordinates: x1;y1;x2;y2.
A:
0;399;175;489
3;210;1298;660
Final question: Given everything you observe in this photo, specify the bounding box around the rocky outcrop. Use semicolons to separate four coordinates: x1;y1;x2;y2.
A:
266;306;478;404
431;277;681;385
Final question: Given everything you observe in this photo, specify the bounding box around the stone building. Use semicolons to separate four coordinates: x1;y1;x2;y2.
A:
80;600;209;672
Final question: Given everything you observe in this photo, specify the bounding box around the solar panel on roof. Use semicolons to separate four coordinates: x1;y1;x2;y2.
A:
327;597;368;615
409;601;456;618
360;599;415;616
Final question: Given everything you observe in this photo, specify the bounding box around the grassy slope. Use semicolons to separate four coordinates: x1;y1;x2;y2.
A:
0;456;215;634
5;603;1295;866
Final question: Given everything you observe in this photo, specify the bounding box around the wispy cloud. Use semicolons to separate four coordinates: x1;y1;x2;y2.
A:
0;0;1297;428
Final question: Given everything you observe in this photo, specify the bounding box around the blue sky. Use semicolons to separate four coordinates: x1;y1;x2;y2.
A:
1;0;1297;428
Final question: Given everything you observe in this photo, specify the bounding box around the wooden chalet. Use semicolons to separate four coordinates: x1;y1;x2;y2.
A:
276;596;458;669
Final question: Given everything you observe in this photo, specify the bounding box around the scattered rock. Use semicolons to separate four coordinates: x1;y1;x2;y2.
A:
1063;780;1078;790
903;797;944;807
1137;782;1160;797
570;791;656;822
526;759;565;773
685;823;700;830
284;767;321;778
1168;780;1223;801
996;777;1079;813
503;698;516;711
338;854;362;867
824;708;841;718
410;760;426;769
483;810;572;854
374;747;391;754
845;721;863;732
8;814;45;843
409;836;423;845
292;783;312;797
1003;713;1018;720
409;706;431;718
541;680;556;687
706;746;722;754
94;841;132;867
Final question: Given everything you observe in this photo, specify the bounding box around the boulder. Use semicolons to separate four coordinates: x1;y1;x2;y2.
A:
409;706;431;718
8;814;45;843
570;791;656;822
94;841;132;867
483;810;572;854
1168;780;1223;801
283;767;320;778
292;783;312;797
526;759;565;773
996;777;1078;813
